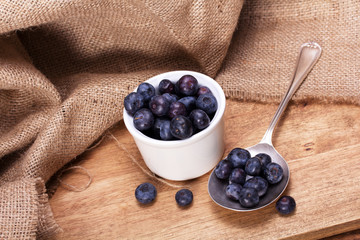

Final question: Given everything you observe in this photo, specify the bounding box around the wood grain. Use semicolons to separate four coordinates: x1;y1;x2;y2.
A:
49;99;360;239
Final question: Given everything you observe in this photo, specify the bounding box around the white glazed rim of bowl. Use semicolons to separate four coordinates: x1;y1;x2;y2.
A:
123;70;226;148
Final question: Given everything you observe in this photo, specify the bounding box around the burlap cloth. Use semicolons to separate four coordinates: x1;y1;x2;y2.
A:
0;1;359;239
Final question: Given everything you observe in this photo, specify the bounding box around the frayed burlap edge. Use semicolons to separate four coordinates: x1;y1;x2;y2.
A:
0;178;62;240
223;89;360;106
35;178;63;240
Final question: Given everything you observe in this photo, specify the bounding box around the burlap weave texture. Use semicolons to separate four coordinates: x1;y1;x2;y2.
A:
0;0;359;239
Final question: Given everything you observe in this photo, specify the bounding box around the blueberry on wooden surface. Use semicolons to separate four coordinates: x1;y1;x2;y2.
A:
239;187;259;208
264;162;284;184
227;148;250;168
214;159;233;180
133;108;154;131
124;92;145;116
175;189;193;206
225;183;243;201
135;183;157;204
170;115;193;139
276;196;296;215
243;176;268;197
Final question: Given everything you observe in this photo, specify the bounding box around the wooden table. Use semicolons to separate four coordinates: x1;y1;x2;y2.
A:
49;99;360;239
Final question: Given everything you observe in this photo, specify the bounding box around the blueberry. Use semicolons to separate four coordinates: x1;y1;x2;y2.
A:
133;108;154;131
189;109;210;130
245;157;262;176
153;118;173;140
162;93;179;105
196;93;217;115
170;115;193;139
214;159;233;180
137;82;155;103
168;101;187;119
239;187;259;208
178;96;197;112
228;168;246;185
149;95;170;116
124;92;145;116
255;153;272;171
135;182;157;204
152;118;164;139
243;176;268;197
197;86;212;96
175;75;198;96
227;148;250;168
225;183;243;201
158;79;175;94
276;196;296;215
175;189;193;206
264;162;284;184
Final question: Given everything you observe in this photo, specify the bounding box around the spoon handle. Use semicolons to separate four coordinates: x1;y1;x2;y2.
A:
260;42;322;145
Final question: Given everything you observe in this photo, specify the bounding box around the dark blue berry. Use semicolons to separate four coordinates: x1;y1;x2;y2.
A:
178;96;197;112
124;92;145;116
189;109;210;130
239;187;259;208
264;163;284;184
168;101;187;119
196;93;217;115
159;121;173;140
225;183;242;201
214;159;233;180
149;95;170;116
133;108;154;131
175;189;193;206
227;148;250;168
175;75;198;96
245;157;262;176
197;86;212;96
276;196;296;215
137;82;155;103
153;118;173;140
162;93;179;104
243;176;268;197
228;168;246;185
158;79;175;94
255;153;272;171
135;182;157;204
170;115;193;139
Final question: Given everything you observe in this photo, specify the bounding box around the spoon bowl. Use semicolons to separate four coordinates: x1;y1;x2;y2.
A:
208;143;289;211
208;42;322;211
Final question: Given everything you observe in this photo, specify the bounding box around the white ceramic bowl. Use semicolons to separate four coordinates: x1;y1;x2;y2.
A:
123;70;226;181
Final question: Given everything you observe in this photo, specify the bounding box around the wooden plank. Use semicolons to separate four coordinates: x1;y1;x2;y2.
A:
49;99;360;239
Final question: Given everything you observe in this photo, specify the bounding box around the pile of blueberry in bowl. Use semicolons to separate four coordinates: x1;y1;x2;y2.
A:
122;71;226;181
124;75;218;140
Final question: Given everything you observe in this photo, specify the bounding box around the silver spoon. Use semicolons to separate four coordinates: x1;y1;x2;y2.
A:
208;42;322;211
